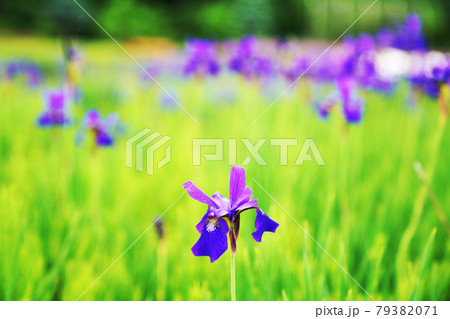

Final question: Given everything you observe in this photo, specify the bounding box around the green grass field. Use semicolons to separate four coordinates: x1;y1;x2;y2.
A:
0;37;449;301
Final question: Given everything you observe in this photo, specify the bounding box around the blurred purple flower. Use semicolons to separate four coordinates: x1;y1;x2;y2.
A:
6;60;43;87
343;34;375;54
337;77;365;123
432;64;450;85
311;52;344;83
376;28;395;48
342;96;365;123
228;37;274;79
79;110;123;147
183;39;221;77
155;219;164;239
283;57;310;83
394;13;427;51
409;74;440;99
341;34;377;86
368;78;396;95
377;13;427;51
314;93;338;120
37;89;70;127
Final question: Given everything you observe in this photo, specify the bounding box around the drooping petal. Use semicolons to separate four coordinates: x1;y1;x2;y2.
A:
192;218;229;263
183;181;217;207
252;208;279;242
234;198;258;213
229;166;246;205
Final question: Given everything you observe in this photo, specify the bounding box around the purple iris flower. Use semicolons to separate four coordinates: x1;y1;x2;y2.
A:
80;110;122;147
340;34;377;88
432;65;450;85
228;37;273;79
184;166;278;263
376;28;395;48
408;64;450;107
395;13;427;51
337;77;365;124
314;93;338;120
183;39;221;77
342;96;365;123
375;13;426;51
37;89;70;127
312;52;344;83
6;60;43;87
343;34;375;54
379;13;426;52
409;74;440;99
283;57;310;83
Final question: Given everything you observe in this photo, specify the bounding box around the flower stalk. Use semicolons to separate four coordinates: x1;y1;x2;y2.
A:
230;250;236;301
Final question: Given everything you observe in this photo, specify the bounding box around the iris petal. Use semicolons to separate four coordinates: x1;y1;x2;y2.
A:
252;208;279;242
212;192;231;210
232;186;253;210
183;181;217;207
96;131;114;146
234;198;258;213
212;208;229;218
192;218;229;263
229;166;246;206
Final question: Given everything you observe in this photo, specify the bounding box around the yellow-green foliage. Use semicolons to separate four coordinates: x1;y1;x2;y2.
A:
0;38;449;300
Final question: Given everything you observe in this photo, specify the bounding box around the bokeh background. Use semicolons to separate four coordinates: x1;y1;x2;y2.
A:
0;0;450;45
0;0;449;301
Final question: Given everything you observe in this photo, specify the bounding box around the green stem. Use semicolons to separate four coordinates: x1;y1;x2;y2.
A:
230;251;236;301
396;115;446;298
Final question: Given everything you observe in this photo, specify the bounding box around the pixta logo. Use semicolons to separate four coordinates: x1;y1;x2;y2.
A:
126;131;325;176
126;129;172;175
192;138;325;166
